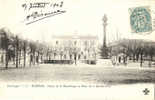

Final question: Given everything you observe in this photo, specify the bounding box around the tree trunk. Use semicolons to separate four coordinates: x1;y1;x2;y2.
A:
149;55;153;67
13;56;15;65
30;54;32;67
33;52;35;65
136;53;139;61
19;49;21;66
23;48;26;67
140;52;143;67
38;51;39;64
133;53;135;62
13;46;15;65
16;50;18;68
5;50;8;69
16;36;19;68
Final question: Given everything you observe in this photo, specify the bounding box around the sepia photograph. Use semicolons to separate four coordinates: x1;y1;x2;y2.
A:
0;0;155;100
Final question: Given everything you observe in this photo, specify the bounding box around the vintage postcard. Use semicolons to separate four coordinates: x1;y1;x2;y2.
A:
0;0;155;100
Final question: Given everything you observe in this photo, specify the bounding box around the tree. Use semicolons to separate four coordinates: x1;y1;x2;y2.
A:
0;28;10;68
144;42;155;67
109;39;147;66
29;41;37;66
15;36;19;68
21;39;28;67
9;35;16;65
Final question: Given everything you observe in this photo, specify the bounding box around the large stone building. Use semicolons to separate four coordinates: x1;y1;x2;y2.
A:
49;34;99;61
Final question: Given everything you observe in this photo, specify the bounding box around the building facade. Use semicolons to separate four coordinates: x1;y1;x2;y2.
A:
48;34;99;61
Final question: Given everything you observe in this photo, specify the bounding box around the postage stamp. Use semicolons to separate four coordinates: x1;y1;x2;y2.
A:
129;6;152;34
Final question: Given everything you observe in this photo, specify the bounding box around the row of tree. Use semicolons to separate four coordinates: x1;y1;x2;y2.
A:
108;39;155;67
0;28;48;69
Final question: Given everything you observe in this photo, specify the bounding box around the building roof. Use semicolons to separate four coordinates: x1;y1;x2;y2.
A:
52;35;98;40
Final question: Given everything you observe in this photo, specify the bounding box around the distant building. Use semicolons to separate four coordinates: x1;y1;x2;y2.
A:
50;34;99;60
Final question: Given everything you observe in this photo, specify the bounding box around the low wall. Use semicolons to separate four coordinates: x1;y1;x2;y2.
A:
44;60;74;64
43;59;96;65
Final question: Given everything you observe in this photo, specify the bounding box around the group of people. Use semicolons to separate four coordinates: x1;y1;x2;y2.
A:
111;55;127;66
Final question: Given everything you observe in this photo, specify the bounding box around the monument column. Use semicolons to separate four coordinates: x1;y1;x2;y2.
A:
103;14;107;48
102;14;108;58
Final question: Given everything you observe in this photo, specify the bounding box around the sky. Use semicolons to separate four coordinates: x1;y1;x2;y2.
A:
0;0;155;44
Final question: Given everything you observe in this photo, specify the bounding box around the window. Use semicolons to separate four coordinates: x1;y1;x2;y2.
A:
56;41;59;45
